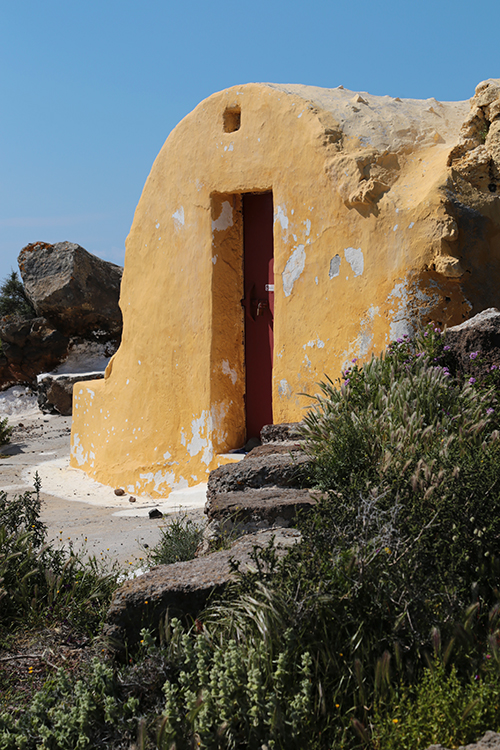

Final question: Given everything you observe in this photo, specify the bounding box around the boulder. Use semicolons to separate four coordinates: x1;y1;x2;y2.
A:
0;316;69;387
18;241;123;337
445;308;500;379
37;372;104;416
103;528;301;648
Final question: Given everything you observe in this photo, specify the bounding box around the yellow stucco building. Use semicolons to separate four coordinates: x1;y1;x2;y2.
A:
71;79;500;497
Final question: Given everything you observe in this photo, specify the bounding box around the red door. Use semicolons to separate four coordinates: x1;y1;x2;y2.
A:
241;192;274;439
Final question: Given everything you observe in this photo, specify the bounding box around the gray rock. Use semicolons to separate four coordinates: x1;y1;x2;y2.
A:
0;317;69;388
260;422;303;443
37;372;104;415
427;731;500;750
18;241;123;337
205;486;318;527
206;450;310;506
103;529;300;648
445;308;500;380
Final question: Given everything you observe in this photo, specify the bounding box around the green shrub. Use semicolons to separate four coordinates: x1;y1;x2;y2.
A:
0;270;35;319
146;514;205;566
373;659;500;750
0;476;120;634
0;659;139;749
0;417;12;446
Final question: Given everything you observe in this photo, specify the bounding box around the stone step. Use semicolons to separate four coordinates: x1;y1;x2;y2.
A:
103;528;301;648
260;422;303;443
205;486;317;528
206;447;310;504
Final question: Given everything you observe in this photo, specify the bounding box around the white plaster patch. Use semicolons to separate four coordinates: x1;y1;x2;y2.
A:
172;206;185;228
329;255;341;279
278;379;292;398
282;245;306;297
221;359;237;385
305;219;311;237
409;222;414;229
212;201;233;232
139;470;189;495
344;247;364;277
156;222;160;229
275;205;289;231
212;255;218;265
304;339;325;349
393;224;398;232
71;433;86;466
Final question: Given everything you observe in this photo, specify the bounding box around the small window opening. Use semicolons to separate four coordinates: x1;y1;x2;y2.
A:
223;106;241;133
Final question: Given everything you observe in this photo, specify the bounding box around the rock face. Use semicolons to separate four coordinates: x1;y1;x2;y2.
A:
445;308;500;379
37;373;105;416
18;241;123;338
0;317;69;388
0;243;123;403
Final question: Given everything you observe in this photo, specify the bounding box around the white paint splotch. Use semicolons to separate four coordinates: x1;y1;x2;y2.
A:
275;205;289;232
329;255;341;279
212;201;233;232
282;245;306;297
172;207;185;228
344;247;364;277
278;379;292;398
221;359;237;385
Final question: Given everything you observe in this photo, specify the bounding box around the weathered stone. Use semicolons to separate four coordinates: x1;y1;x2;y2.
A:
205;486;317;526
37;373;104;415
103;529;300;648
445;308;500;379
206;451;310;507
248;442;303;457
0;317;69;388
18;241;123;337
427;731;500;750
260;422;303;443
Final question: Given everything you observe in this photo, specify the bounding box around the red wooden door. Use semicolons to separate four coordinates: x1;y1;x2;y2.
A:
241;192;274;439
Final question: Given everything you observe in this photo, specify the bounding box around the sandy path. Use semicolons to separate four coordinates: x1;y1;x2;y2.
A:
0;408;207;567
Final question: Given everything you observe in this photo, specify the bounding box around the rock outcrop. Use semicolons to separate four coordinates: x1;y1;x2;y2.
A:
0;317;69;389
0;243;123;409
18;241;123;338
444;308;500;379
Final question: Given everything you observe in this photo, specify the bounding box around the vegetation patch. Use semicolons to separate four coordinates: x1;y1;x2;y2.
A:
3;324;500;748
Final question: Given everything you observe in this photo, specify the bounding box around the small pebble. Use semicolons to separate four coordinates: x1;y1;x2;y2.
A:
129;496;136;503
114;488;125;496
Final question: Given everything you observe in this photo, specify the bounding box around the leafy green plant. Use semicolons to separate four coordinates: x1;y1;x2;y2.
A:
0;476;120;634
157;617;316;750
0;416;12;446
0;269;35;319
0;659;140;749
373;658;500;750
146;514;205;566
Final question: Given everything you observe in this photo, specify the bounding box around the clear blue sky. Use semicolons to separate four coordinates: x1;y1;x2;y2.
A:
1;0;498;283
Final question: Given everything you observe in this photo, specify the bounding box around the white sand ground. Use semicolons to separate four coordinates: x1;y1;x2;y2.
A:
0;386;208;567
